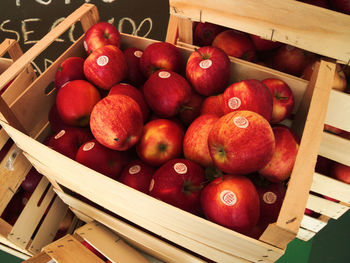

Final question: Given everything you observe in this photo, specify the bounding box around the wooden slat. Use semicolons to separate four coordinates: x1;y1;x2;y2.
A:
300;214;327;233
56;191;219;263
296;228;316;242
178;17;193;44
0;58;12;73
306;194;349;219
8;177;55;249
0;39;19;62
325;90;350;133
42;235;105;263
169;0;350;63
75;222;150;263
0;128;10;150
311;173;350;204
165;14;179;44
0;144;32;215
23;252;52;263
260;61;335;249
0;219;33;257
319;132;350;167
28;197;68;254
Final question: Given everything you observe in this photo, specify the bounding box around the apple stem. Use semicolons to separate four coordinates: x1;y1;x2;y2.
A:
183;181;203;195
275;94;289;100
114;138;119;142
194;48;207;60
180;105;194;113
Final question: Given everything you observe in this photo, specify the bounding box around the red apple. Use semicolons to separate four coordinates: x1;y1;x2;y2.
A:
118;159;155;193
142;70;191;117
56;80;101;127
330;161;350;184
149;158;206;214
76;139;125;180
193;22;226;47
302;61;347;92
208;110;275;174
90;94;143;151
256;181;286;226
178;90;204;126
262;78;295;123
46;127;93;159
81;240;107;261
54;210;74;240
315;155;333;175
123;47;147;87
83;22;121;54
200;94;225;117
333;64;348;92
330;0;350;15
304;207;321;218
21;168;43;192
249;34;282;52
272;45;308;76
323;195;340;203
200;175;260;234
48;104;72;132
183;114;219;167
54;57;85;89
84;45;127;90
324;124;344;135
136;119;184;166
186;46;231;96
259;125;300;183
222;79;273;122
140;42;182;77
212;29;256;61
1;192;25;225
108;83;150;122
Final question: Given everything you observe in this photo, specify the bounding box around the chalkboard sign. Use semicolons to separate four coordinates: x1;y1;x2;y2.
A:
0;0;170;73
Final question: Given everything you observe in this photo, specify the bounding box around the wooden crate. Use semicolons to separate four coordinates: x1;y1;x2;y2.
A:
0;39;80;259
0;3;342;263
168;0;350;242
24;221;161;263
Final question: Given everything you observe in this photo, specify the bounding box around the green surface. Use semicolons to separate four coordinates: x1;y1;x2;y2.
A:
1;211;349;262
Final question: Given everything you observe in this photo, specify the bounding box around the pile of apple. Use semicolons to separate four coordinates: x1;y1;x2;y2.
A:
193;21;348;93
46;21;302;238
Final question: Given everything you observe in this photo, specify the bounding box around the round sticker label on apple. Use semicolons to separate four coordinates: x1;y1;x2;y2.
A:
83;142;95;152
54;130;66;140
199;59;212;69
134;50;143;58
158;71;171;79
149;179;155;192
233;116;249;128
263;191;277;204
220;190;237;206
173;163;187;174
97;55;109;66
129;165;141;175
83;40;88;52
228;97;241;110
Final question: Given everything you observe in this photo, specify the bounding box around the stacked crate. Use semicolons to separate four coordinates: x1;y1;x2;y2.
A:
0;1;349;262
